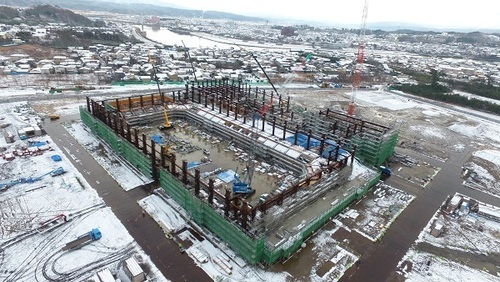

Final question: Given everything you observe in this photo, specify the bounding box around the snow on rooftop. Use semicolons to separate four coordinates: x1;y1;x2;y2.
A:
450;194;462;206
285;148;301;159
210;116;223;124
478;203;500;220
349;158;374;181
274;143;288;153
139;194;186;233
263;139;277;148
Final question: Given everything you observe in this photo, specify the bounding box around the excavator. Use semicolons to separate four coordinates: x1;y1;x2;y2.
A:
162;143;173;157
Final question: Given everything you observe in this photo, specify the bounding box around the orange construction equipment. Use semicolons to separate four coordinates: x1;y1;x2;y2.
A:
348;0;369;116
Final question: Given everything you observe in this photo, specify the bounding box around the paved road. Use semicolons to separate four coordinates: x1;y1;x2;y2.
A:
341;145;500;281
386;89;500;125
43;114;212;282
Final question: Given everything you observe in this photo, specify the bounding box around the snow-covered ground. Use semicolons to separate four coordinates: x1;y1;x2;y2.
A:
398;249;498;282
416;196;500;255
397;193;500;281
342;89;500;197
0;102;166;281
310;227;359;281
454;90;500;106
65;122;153;191
139;194;186;233
138;190;292;282
337;182;415;242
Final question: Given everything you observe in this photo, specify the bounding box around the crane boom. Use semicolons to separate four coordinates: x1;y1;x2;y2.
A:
182;40;197;82
250;52;279;95
249;52;281;116
347;0;369;116
149;53;173;130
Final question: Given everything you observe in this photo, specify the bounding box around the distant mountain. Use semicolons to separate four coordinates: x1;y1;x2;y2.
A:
0;4;103;26
0;0;266;22
368;22;500;33
87;0;187;9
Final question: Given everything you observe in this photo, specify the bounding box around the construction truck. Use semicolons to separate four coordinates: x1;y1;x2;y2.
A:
379;166;392;176
50;167;65;177
61;228;102;251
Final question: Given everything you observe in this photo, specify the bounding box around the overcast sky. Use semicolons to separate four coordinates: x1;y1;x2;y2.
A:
159;0;499;30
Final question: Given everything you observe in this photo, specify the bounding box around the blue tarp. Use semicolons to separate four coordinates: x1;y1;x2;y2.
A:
29;141;46;147
321;145;350;160
217;170;236;183
51;155;62;162
151;135;163;144
187;161;202;169
285;134;351;160
285;133;321;149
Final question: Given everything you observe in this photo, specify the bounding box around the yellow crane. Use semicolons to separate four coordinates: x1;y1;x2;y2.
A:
159;103;173;130
148;52;174;130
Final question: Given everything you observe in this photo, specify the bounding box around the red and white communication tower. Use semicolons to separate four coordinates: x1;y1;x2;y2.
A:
347;0;369;116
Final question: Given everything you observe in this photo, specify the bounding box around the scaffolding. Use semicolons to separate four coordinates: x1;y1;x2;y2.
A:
80;80;390;265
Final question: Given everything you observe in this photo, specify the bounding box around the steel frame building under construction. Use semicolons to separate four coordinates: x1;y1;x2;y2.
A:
80;80;397;265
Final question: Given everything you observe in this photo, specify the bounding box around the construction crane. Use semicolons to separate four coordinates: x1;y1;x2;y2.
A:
231;51;277;195
347;0;369;116
148;53;174;130
182;40;197;82
159;103;173;130
249;52;280;116
280;52;312;101
281;53;311;86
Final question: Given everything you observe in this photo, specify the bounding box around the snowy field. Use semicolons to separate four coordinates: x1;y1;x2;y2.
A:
398;249;499;282
0;102;165;281
336;182;415;242
417;195;500;255
309;227;359;281
397;193;500;281
350;89;500;197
